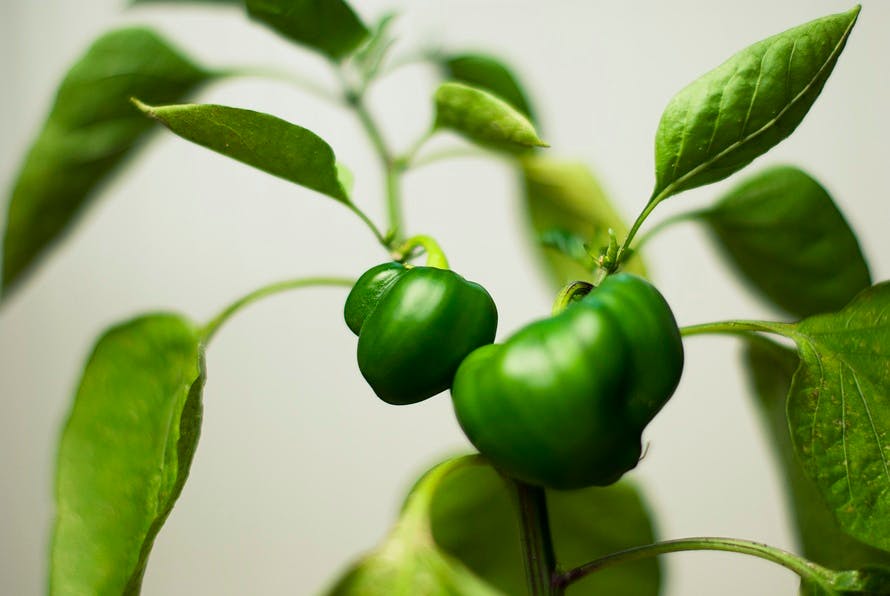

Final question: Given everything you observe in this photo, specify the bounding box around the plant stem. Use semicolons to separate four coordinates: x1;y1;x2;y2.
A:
344;85;404;243
556;537;838;591
616;197;661;267
201;277;354;343
384;165;404;242
394;235;450;269
512;480;559;596
409;146;499;171
630;208;707;254
345;202;389;247
680;319;792;339
215;66;341;104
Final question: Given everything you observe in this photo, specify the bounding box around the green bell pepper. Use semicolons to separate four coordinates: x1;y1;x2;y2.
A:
450;273;683;489
345;239;498;406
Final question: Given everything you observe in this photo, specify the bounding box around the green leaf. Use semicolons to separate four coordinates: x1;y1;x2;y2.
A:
427;457;660;596
443;54;535;123
744;337;890;574
703;165;871;318
246;0;369;61
1;27;211;300
134;100;349;202
51;314;206;595
324;457;502;595
782;283;890;552
520;155;647;289
652;6;860;202
351;12;397;83
803;566;890;595
434;82;547;153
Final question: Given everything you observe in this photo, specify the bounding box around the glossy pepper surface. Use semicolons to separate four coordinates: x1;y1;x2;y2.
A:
345;262;497;405
450;273;683;489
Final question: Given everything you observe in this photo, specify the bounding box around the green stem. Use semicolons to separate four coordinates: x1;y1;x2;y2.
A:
512;480;559;596
556;537;837;592
680;320;792;339
215;66;340;104
617;197;661;266
397;127;436;168
394;235;450;269
385;165;404;242
409;146;502;171
345;202;389;247
551;280;595;315
630;208;707;254
344;84;404;243
201;277;354;343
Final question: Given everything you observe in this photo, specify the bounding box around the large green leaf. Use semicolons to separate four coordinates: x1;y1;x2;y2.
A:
703;165;870;318
434;82;547;153
134;101;349;202
245;0;369;61
652;6;859;203
780;283;890;552
1;28;212;300
744;337;890;575
520;156;647;289
427;457;660;596
443;54;536;123
51;314;206;595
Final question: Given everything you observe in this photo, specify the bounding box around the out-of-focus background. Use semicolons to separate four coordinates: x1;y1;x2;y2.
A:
1;1;888;594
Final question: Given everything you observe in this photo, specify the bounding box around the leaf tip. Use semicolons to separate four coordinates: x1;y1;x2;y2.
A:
129;97;154;117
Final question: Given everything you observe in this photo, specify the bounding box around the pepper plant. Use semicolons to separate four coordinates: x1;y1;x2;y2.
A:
2;2;889;595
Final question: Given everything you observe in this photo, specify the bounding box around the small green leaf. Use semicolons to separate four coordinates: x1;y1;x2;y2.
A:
134;100;349;202
427;457;660;596
782;283;890;552
744;337;890;573
434;82;547;153
351;12;397;82
443;54;535;123
652;6;860;202
246;0;369;61
2;27;211;300
324;457;502;595
520;156;647;288
51;314;205;595
702;165;871;318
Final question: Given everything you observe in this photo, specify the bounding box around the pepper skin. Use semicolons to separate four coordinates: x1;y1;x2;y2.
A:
450;273;683;489
345;262;498;406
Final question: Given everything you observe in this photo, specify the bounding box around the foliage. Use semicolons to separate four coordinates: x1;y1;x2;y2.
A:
2;3;887;595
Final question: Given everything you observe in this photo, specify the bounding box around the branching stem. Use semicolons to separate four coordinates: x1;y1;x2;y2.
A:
201;277;354;343
556;537;837;591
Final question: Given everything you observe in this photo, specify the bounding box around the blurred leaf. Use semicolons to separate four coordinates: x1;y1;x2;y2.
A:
51;314;205;595
325;457;502;595
443;53;535;123
434;82;546;153
520;156;647;289
703;165;870;318
782;283;890;552
744;337;890;575
134;100;349;202
352;12;398;82
246;0;369;61
652;7;859;202
427;457;660;596
804;566;890;595
1;27;212;300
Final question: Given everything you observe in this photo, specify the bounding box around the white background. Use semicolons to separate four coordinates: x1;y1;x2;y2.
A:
1;1;888;594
